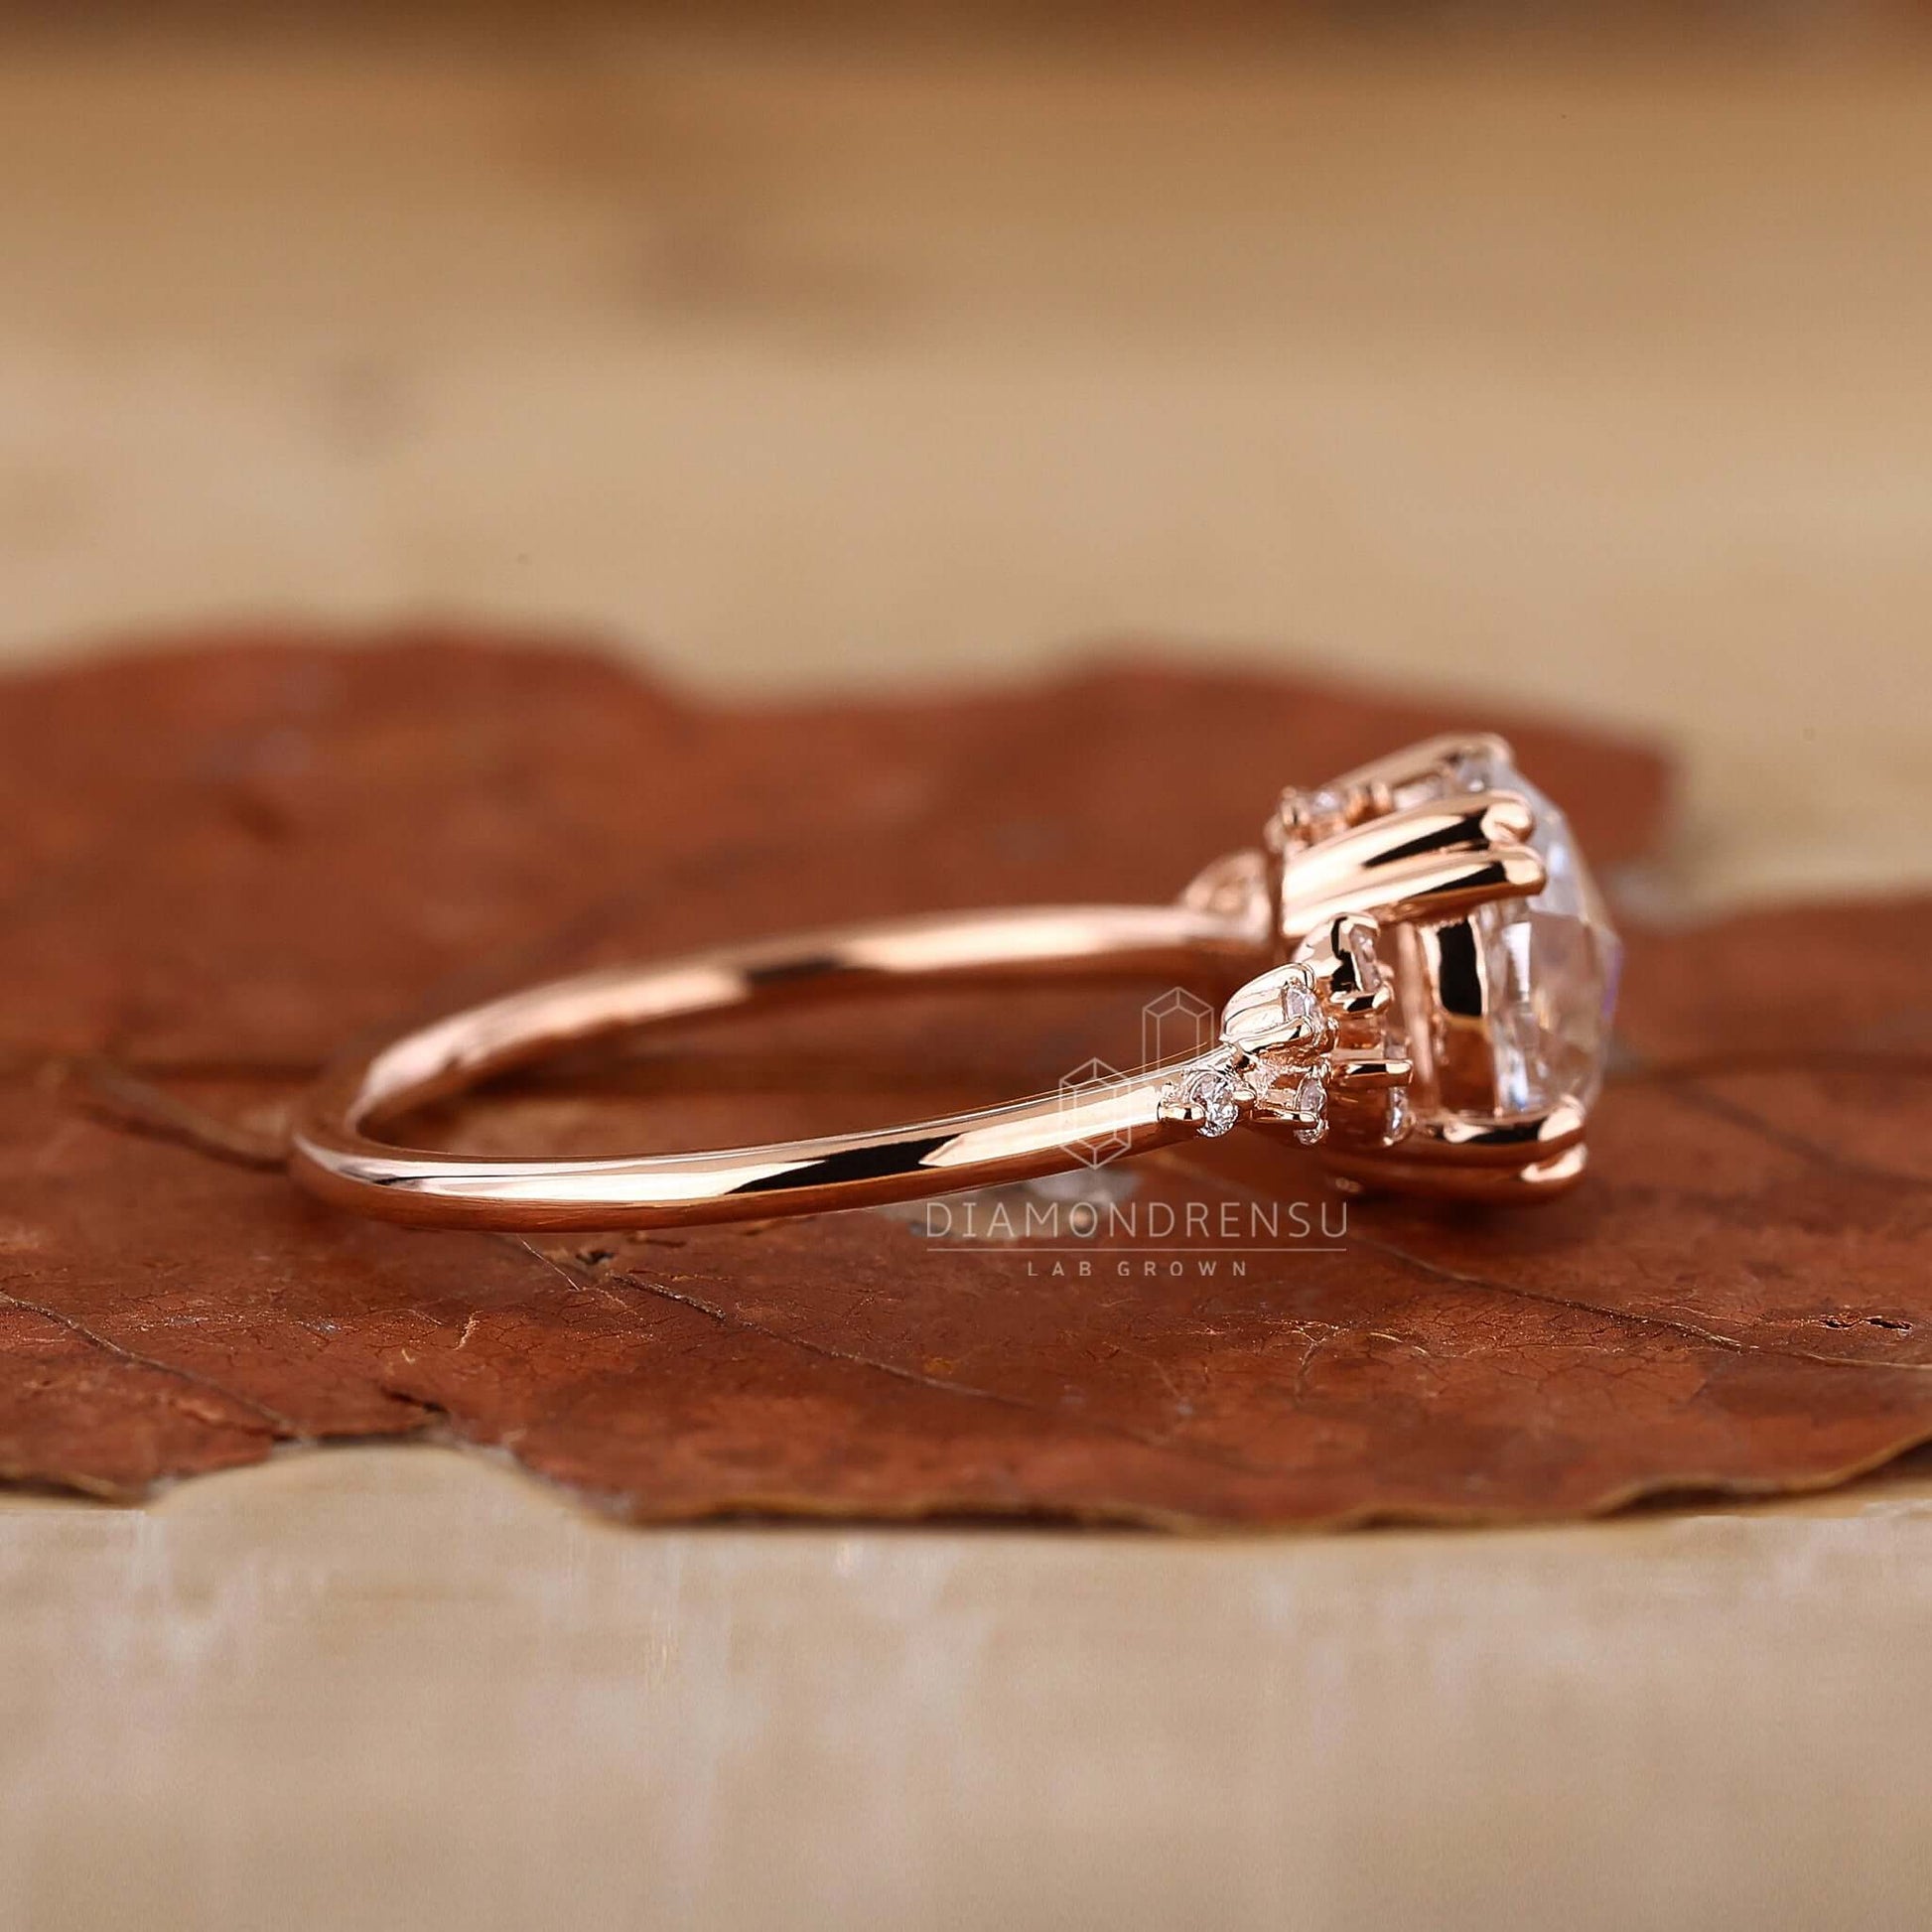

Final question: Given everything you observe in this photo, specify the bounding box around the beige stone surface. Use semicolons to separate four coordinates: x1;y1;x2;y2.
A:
2;26;1931;1932
6;1446;1932;1932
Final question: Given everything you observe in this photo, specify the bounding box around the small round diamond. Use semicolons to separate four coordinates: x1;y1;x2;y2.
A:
1192;1070;1240;1137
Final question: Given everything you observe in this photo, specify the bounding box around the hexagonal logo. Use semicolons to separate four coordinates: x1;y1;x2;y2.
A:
1057;1054;1137;1170
1052;991;1223;1171
1141;986;1217;1068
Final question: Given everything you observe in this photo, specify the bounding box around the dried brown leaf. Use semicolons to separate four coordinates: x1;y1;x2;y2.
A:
3;633;1926;1527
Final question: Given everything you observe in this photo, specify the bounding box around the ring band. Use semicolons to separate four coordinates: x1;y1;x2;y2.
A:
289;905;1265;1231
290;733;1622;1227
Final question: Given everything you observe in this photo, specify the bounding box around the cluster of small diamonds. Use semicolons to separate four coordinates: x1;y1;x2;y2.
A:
1162;965;1331;1146
1269;783;1353;856
1250;1058;1329;1147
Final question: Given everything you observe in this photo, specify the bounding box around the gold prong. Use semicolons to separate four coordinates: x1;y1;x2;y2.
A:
1402;1100;1587;1167
1319;1139;1587;1201
1220;963;1329;1054
1308;912;1393;1014
1313;732;1517;805
1327;1051;1413;1091
1286;847;1545;938
1280;794;1545;942
1365;791;1536;863
1324;982;1392;1018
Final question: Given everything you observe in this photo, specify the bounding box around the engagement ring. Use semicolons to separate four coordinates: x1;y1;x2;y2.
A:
291;734;1619;1228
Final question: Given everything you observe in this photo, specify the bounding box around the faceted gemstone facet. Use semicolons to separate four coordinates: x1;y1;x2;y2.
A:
1280;982;1319;1028
1450;751;1622;1117
1186;1068;1241;1138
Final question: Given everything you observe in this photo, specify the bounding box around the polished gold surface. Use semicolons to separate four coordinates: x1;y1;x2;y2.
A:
289;904;1253;1228
4;24;1932;1932
293;899;1244;1220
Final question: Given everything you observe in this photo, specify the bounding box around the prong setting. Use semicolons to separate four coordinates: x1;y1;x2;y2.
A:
1161;920;1416;1153
1263;735;1618;1202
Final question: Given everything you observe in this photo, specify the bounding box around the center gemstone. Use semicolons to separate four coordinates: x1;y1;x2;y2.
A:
1439;751;1621;1118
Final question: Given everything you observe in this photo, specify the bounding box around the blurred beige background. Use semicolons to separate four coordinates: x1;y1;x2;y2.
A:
4;17;1930;903
3;13;1932;1932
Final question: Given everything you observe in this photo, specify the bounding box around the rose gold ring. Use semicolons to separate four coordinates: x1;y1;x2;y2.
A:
289;733;1620;1229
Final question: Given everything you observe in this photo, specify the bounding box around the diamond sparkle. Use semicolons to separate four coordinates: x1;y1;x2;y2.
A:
1450;750;1622;1117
